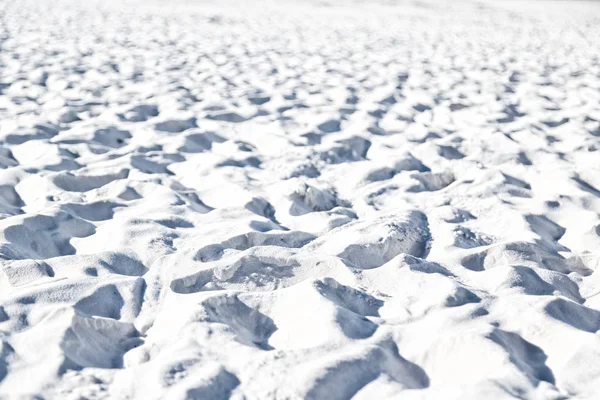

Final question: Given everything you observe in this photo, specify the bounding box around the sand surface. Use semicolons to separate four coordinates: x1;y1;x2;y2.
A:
0;0;600;398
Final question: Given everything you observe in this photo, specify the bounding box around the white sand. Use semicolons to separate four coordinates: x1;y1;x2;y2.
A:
0;0;599;398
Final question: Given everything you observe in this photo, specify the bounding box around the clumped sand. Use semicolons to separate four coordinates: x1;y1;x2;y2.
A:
0;0;599;398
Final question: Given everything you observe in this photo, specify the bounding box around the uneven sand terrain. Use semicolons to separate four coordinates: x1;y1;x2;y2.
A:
0;0;600;398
